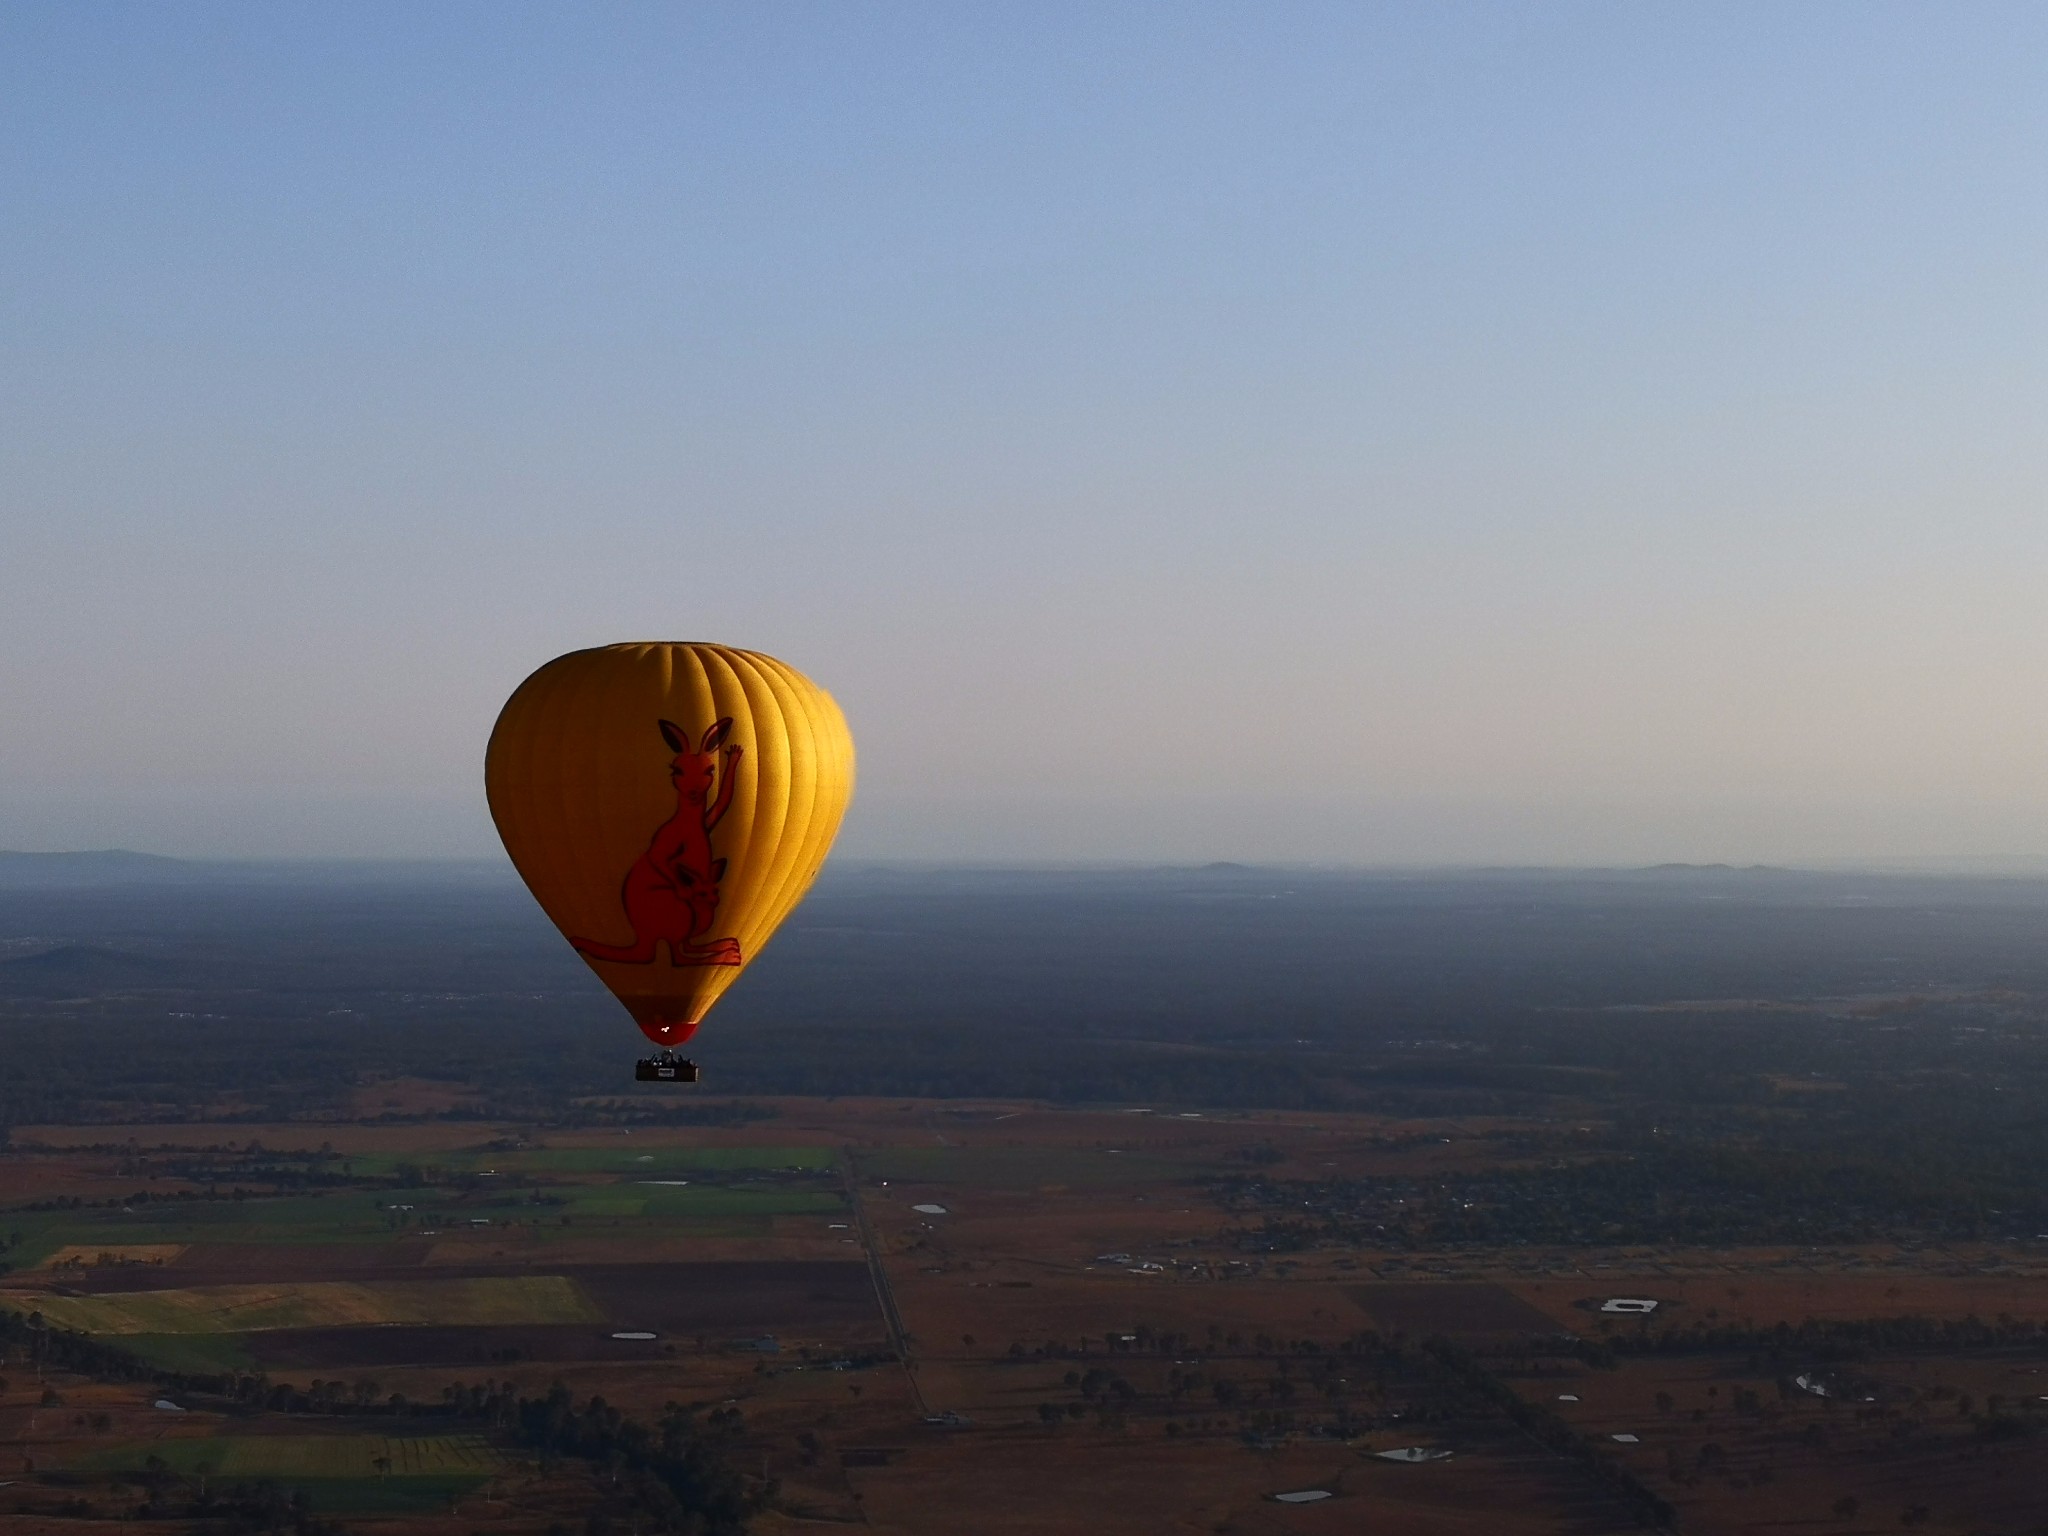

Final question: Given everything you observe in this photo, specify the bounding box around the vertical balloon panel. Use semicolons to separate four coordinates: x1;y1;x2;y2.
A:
485;643;855;1047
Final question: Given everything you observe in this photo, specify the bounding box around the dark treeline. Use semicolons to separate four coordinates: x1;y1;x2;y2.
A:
1609;1314;2048;1361
514;1386;761;1535
0;1308;764;1533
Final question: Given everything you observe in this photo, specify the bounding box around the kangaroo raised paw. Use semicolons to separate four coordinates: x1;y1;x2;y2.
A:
672;937;743;968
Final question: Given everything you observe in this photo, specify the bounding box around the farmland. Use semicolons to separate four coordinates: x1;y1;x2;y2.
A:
19;1274;604;1335
4;1098;2047;1535
69;1432;499;1480
7;862;2048;1531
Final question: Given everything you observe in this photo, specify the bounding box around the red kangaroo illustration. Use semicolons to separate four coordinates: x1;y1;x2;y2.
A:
571;718;744;967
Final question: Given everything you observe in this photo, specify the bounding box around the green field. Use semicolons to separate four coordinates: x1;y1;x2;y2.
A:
119;1331;258;1372
512;1144;836;1174
5;1274;602;1335
646;1183;843;1218
347;1144;836;1177
257;1475;489;1513
3;1171;846;1267
2;1192;417;1267
861;1145;1194;1188
66;1434;500;1511
450;1181;845;1223
71;1432;499;1479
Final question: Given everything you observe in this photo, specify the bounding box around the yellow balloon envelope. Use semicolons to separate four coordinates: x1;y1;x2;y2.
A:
485;643;854;1048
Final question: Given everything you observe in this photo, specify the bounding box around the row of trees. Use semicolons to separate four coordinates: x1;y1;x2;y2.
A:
0;1311;767;1534
1604;1313;2048;1360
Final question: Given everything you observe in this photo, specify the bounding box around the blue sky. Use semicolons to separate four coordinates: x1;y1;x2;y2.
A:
5;2;2048;861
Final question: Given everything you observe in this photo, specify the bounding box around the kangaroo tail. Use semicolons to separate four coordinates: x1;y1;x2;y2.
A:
571;935;659;963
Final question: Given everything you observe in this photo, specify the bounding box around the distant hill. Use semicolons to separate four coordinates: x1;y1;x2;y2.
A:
0;851;514;888
0;850;197;887
0;942;178;995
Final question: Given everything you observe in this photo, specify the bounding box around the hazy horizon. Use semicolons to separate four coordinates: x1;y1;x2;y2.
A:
22;844;2048;884
8;3;2048;864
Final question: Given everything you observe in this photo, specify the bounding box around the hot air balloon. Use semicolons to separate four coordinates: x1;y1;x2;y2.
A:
485;644;855;1080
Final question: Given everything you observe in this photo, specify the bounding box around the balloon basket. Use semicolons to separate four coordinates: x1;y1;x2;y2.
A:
634;1050;700;1083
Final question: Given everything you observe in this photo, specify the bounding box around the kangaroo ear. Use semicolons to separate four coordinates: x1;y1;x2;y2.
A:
658;719;688;753
710;857;727;883
700;718;733;753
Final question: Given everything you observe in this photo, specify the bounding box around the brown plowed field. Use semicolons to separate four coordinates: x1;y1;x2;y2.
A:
1349;1282;1565;1338
887;1269;1373;1353
55;1245;502;1292
573;1260;880;1337
829;1425;1603;1536
174;1241;433;1275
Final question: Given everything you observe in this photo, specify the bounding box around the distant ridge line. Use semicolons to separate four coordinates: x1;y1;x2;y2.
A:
0;850;514;889
0;848;186;863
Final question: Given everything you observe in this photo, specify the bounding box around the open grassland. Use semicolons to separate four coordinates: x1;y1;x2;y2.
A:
4;1193;412;1267
860;1144;1196;1189
344;1144;837;1178
638;1184;842;1218
1535;1351;2048;1533
4;1274;602;1334
13;1122;511;1154
61;1435;500;1514
119;1331;258;1371
3;1182;844;1272
37;1243;187;1269
544;1144;836;1172
829;1431;1592;1536
530;1183;844;1221
69;1433;499;1479
218;1474;489;1512
1505;1270;2048;1332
